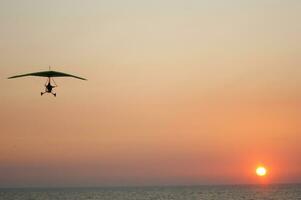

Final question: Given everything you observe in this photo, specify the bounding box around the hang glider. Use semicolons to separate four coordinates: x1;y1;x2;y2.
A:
8;69;87;97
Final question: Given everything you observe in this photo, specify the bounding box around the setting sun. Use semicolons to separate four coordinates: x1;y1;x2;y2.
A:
256;166;267;177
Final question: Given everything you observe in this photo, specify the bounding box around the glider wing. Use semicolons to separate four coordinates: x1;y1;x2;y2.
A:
8;71;87;80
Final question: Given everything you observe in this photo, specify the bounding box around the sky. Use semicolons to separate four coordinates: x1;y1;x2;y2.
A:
0;0;300;187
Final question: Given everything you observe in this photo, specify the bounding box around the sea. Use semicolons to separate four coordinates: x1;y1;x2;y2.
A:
0;184;300;200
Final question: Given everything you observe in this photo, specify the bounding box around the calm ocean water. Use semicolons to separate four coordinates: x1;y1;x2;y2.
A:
0;184;300;200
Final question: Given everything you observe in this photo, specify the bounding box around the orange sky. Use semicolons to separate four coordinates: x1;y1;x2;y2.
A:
0;0;300;187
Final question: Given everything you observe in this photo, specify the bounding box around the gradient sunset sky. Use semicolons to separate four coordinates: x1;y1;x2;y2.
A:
0;0;300;187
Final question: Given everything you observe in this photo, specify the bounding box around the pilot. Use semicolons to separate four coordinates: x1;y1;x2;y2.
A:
46;82;53;92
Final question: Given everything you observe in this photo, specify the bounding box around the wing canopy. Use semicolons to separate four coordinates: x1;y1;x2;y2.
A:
8;70;87;80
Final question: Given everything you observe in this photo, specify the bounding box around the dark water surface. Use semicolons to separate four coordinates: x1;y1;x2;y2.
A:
0;184;300;200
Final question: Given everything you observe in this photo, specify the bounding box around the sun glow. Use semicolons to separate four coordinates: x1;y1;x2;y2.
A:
256;166;267;177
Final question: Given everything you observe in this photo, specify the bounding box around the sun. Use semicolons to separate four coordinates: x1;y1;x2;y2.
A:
256;166;267;177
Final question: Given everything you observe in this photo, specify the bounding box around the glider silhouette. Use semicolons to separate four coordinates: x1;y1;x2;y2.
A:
8;67;87;97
